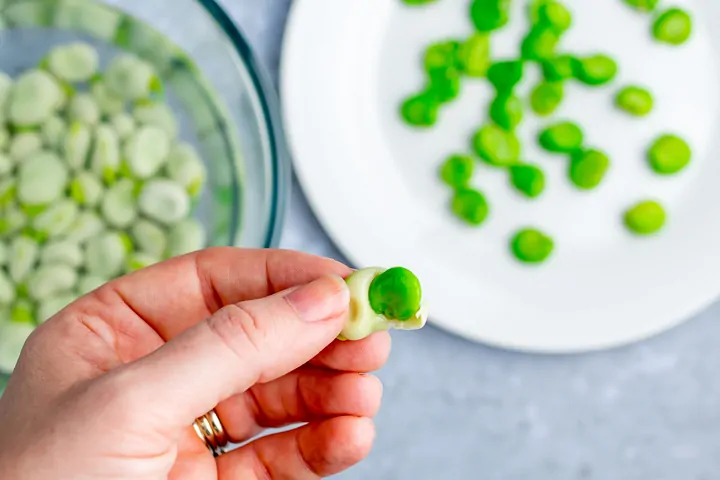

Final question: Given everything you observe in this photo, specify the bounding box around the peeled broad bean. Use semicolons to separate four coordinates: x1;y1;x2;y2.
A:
32;200;79;238
9;69;64;126
131;219;167;257
17;152;69;206
138;179;191;225
0;205;27;238
124;125;170;179
0;270;15;305
101;178;138;229
41;115;67;150
46;42;99;83
70;171;105;207
105;54;156;101
40;240;83;267
63;121;92;170
27;264;78;301
68;93;101;126
0;154;12;177
37;292;76;323
109;112;135;140
77;274;107;296
85;231;128;277
166;218;205;258
8;235;39;283
90;78;126;116
165;143;206;197
133;101;179;140
8;132;43;163
91;124;121;184
63;210;104;244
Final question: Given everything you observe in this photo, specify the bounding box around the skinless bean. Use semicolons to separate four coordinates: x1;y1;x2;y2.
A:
100;178;138;229
470;0;511;32
0;179;14;208
124;125;170;179
109;112;135;140
40;240;83;267
67;93;101;126
489;93;523;131
27;264;78;301
0;205;27;239
69;171;105;207
573;55;618;86
91;124;121;184
41;115;67;151
542;54;577;82
63;121;92;171
165;143;206;197
138;179;191;225
32;200;79;239
84;231;128;277
9;69;64;126
616;86;654;117
457;33;491;77
105;53;156;101
133;101;179;140
17;152;69;206
538;121;584;153
63;210;104;244
166;218;206;258
131;219;167;257
8;235;39;283
8;132;43;163
487;60;523;93
46;42;99;83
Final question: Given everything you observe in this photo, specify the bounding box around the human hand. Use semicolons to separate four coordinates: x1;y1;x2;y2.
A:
0;248;390;479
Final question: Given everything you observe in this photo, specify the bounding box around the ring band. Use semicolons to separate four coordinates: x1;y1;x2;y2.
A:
193;409;229;457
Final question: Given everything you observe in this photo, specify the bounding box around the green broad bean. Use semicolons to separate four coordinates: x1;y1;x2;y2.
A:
138;179;191;225
166;143;206;197
451;188;489;226
569;149;610;190
623;0;658;12
534;1;572;32
0;242;7;266
439;154;475;189
368;267;422;321
339;267;428;341
521;27;560;62
538;121;583;153
509;164;545;198
10;299;35;325
70;171;105;207
90;79;126;116
424;41;461;76
8;132;43;163
542;55;577;81
457;33;491;77
624;200;666;235
85;232;128;277
616;85;654;117
125;252;160;272
0;179;15;208
37;292;76;323
124;126;171;179
41;115;67;151
0;315;35;373
105;53;156;101
653;8;692;45
489;93;523;131
166;218;206;258
17;152;69;206
91;124;121;184
428;69;461;103
400;92;439;127
27;264;78;301
68;93;101;126
8;235;39;283
32;200;79;238
470;0;510;32
647;134;691;175
510;228;554;264
109;112;135;140
131;219;167;257
573;55;618;86
133;101;179;140
0;154;11;177
9;69;64;126
487;60;524;93
46;42;99;83
472;124;521;167
530;81;564;116
0;206;27;238
101;178;138;229
0;270;15;306
63;122;92;170
77;274;107;296
63;211;104;244
40;240;83;267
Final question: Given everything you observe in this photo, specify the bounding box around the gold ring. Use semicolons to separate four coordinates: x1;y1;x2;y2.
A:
193;409;229;457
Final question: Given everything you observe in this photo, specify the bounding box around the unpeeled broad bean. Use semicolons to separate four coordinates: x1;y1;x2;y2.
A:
166;218;206;258
32;200;79;238
138;179;191;225
27;264;78;301
165;143;206;197
70;171;105;207
101;178;138;229
40;240;83;267
46;42;99;83
8;235;39;283
85;232;128;277
17;152;69;206
124;125;170;179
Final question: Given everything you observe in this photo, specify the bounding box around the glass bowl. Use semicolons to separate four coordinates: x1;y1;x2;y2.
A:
0;0;290;390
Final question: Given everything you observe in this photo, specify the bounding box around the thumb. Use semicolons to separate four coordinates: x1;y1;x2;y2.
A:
106;274;350;427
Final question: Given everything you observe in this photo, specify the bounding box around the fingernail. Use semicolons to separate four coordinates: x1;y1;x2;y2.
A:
285;275;350;322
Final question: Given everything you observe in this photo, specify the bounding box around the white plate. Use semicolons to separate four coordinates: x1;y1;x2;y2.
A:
280;0;720;353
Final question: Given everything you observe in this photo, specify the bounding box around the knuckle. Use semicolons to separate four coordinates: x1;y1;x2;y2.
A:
207;303;268;363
